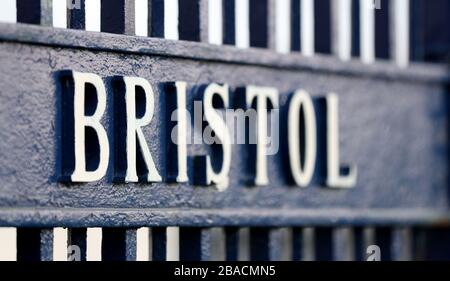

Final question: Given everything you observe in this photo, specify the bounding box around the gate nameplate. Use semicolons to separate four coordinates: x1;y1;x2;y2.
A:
0;24;448;226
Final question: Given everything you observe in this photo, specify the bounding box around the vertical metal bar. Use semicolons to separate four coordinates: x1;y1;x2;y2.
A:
272;228;292;261
68;0;85;29
177;0;209;42
364;227;376;260
333;227;354;261
225;227;239;261
353;227;364;261
125;229;137;261
178;0;200;41
409;0;424;62
375;227;392;261
124;0;135;35
0;0;17;23
238;227;251;261
101;0;135;35
39;0;53;26
16;0;41;24
412;227;426;261
235;0;249;48
290;0;301;52
360;0;375;63
39;228;54;261
267;0;277;50
86;227;102;261
364;227;376;246
135;0;148;36
301;0;315;56
353;227;378;261
53;227;68;261
273;0;291;53
375;0;389;59
208;0;222;44
149;0;165;38
0;228;17;261
209;227;225;261
167;227;180;261
314;227;333;261
249;0;268;48
136;227;150;261
222;0;235;45
331;0;352;61
165;0;179;39
152;227;167;261
314;0;331;54
201;228;212;261
391;227;412;261
199;0;209;43
53;0;67;28
85;0;100;31
390;0;410;67
179;227;211;261
302;227;315;261
68;228;87;261
351;0;360;57
416;0;450;63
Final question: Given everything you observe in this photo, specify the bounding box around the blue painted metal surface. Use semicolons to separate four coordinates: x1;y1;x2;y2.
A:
0;23;448;228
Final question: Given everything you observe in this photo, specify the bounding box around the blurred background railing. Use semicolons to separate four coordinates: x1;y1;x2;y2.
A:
0;0;448;63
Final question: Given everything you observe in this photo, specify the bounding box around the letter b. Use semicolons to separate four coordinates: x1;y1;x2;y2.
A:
69;71;109;182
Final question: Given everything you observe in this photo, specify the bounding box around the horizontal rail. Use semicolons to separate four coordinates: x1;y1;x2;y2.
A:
0;23;447;84
0;208;449;228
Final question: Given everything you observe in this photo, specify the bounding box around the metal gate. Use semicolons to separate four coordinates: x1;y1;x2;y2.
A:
0;0;449;261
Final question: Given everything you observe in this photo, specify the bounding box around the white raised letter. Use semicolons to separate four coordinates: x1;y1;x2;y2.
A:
288;90;317;187
246;86;279;186
123;76;162;183
169;81;189;183
203;83;232;191
326;93;357;188
71;71;109;182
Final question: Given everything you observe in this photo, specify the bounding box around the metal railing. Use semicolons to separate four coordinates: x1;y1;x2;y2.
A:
0;0;448;261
